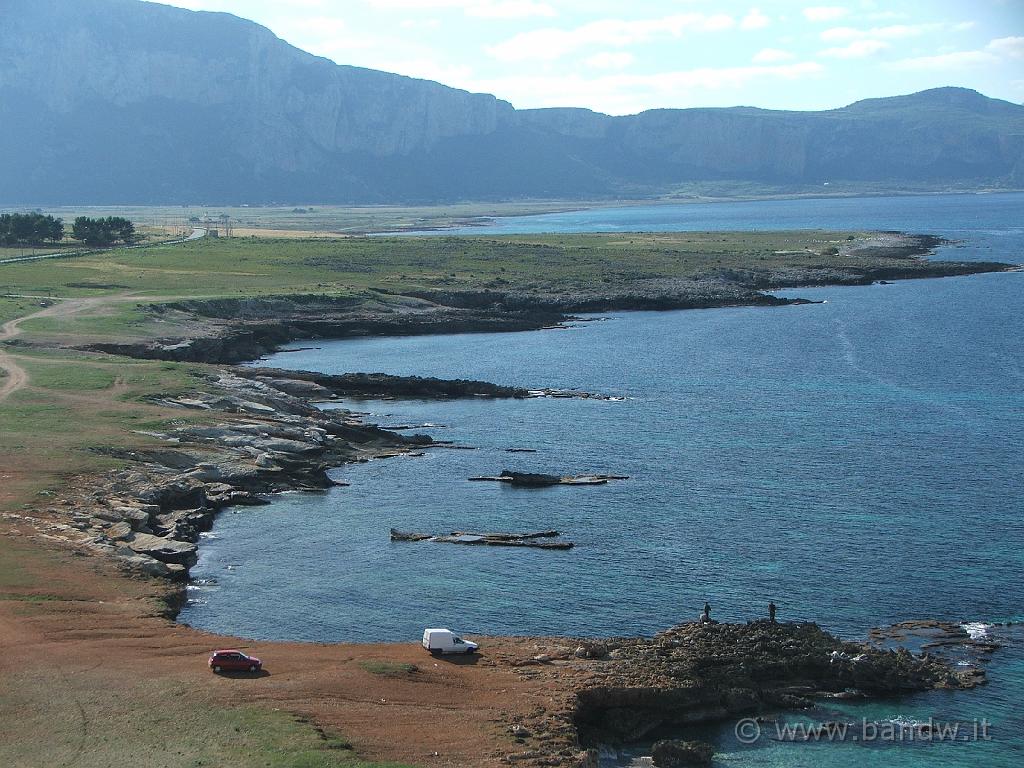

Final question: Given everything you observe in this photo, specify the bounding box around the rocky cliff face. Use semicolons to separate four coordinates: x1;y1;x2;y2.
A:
1;0;509;159
2;0;1023;203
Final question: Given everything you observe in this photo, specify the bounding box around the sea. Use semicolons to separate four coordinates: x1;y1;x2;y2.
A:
180;192;1024;767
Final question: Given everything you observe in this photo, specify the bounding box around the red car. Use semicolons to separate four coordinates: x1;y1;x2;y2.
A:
209;649;262;673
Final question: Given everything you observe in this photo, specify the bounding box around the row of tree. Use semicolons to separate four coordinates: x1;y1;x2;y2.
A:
0;213;138;248
71;216;136;246
0;212;64;245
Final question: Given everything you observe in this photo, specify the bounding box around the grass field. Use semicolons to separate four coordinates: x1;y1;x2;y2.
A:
2;231;862;295
0;230;877;349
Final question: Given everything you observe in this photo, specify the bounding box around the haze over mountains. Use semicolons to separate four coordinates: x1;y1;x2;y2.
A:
2;0;1023;205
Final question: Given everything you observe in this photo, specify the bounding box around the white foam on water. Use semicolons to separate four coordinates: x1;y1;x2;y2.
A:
962;622;991;640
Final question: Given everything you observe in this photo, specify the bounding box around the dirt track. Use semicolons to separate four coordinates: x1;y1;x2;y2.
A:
0;530;562;767
0;295;147;401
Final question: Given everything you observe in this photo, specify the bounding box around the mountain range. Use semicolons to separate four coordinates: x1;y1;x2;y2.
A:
2;0;1023;205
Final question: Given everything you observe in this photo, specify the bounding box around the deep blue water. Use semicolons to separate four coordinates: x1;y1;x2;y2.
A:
182;193;1024;767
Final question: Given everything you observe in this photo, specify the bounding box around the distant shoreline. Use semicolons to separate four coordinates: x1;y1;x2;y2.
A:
377;188;1024;235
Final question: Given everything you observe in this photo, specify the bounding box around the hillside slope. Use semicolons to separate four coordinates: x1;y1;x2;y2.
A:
2;0;1022;204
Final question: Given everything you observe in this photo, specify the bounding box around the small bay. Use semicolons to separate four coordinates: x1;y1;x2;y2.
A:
181;193;1024;767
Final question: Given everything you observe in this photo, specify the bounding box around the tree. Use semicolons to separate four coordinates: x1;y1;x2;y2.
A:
109;217;135;244
0;212;64;245
72;216;134;246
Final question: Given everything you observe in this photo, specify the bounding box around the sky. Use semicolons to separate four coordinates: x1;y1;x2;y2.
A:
162;0;1024;115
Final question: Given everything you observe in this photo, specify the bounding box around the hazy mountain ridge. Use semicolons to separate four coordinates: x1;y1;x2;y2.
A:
2;0;1022;204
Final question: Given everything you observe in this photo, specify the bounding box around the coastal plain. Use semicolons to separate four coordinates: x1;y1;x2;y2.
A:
0;230;1012;767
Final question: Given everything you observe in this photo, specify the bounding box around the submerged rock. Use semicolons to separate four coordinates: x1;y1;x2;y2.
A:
468;470;629;486
651;739;714;767
390;528;574;550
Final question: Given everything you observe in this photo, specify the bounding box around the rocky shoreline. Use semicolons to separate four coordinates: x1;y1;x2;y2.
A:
486;618;994;766
66;233;1013;365
28;359;622;598
19;353;999;767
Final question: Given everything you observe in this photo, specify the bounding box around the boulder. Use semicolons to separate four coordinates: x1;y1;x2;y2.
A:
258;377;333;399
93;508;123;523
574;642;610;659
123;532;198;567
105;521;133;540
651;740;714;767
501;470;562;487
119;554;172;579
116;507;152;530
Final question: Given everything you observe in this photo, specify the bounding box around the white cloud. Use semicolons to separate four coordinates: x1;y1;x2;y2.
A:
365;0;556;18
988;36;1024;59
821;23;948;42
385;58;475;84
467;1;557;19
586;51;635;70
819;26;860;42
487;13;736;62
865;10;908;21
887;50;993;70
277;15;350;39
886;37;1023;71
753;47;795;63
465;61;824;114
741;8;771;31
400;18;441;29
820;39;889;59
803;6;849;22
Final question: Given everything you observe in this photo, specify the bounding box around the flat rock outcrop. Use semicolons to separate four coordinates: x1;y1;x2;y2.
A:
41;370;427;585
483;619;993;766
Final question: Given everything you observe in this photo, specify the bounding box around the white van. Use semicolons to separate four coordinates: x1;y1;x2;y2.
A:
422;628;479;655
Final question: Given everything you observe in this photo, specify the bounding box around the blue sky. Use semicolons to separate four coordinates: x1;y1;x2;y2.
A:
163;0;1024;115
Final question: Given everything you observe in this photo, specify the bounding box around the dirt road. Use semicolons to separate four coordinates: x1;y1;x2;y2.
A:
0;296;119;402
0;534;558;767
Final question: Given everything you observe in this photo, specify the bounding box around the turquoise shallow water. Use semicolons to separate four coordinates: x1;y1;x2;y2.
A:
181;193;1024;766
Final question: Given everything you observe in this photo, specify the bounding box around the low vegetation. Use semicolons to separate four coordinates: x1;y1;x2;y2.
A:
359;661;419;677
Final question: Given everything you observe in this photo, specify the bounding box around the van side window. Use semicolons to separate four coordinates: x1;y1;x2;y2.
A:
454;638;463;644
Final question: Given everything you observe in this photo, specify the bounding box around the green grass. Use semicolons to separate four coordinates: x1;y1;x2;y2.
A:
0;229;883;345
2;230;867;302
18;359;118;390
19;302;156;337
0;356;207;483
358;661;418;677
0;679;417;768
216;707;416;768
0;592;64;602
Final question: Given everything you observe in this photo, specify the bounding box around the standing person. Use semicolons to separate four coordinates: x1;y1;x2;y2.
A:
702;602;711;624
769;601;777;624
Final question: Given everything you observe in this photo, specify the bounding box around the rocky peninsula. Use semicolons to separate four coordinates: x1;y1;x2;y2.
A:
480;618;994;766
71;233;1011;365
